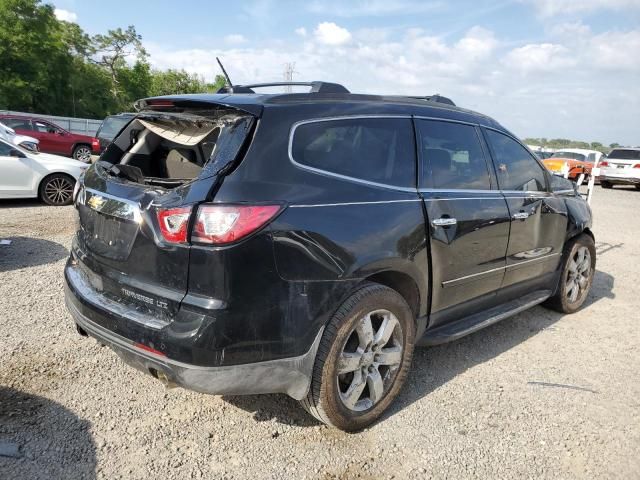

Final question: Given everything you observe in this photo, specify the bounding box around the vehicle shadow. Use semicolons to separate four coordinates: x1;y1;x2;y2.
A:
0;387;96;479
0;199;43;209
0;236;68;272
385;268;615;422
226;269;614;430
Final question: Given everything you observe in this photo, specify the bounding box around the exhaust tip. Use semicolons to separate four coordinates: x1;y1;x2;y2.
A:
76;324;88;337
149;368;177;389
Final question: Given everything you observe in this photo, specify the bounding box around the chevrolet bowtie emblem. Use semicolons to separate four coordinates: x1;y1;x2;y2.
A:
87;195;106;210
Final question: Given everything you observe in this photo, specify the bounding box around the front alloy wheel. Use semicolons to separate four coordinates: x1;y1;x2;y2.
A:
543;233;596;313
301;283;415;431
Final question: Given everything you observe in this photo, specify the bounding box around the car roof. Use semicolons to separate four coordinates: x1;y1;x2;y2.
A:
610;147;640;151
140;92;506;130
553;148;601;155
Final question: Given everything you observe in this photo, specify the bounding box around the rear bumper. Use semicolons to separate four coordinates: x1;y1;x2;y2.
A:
64;263;322;400
599;175;640;185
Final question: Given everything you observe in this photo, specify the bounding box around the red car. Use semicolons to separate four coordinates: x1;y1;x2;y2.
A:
0;115;98;163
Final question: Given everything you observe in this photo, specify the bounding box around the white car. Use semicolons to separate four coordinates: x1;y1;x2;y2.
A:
599;148;640;190
0;137;89;205
0;121;39;152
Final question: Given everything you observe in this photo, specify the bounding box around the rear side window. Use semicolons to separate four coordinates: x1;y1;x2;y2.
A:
416;119;491;190
3;118;31;130
291;118;415;187
485;129;547;192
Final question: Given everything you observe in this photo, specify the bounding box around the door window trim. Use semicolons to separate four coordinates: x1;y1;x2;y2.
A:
414;117;497;191
288;115;416;193
481;126;551;193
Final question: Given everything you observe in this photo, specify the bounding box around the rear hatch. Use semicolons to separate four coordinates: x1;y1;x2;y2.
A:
603;149;640;175
72;100;257;322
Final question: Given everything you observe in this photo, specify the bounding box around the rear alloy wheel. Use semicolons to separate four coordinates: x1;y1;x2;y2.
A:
543;234;596;314
72;144;92;163
301;283;415;431
39;174;75;206
601;181;613;189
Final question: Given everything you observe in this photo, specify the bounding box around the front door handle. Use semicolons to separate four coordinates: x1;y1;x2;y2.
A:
432;217;457;227
512;212;529;220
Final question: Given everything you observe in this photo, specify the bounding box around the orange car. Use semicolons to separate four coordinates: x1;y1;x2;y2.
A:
542;149;600;180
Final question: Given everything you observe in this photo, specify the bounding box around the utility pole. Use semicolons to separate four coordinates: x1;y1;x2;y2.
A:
283;62;297;92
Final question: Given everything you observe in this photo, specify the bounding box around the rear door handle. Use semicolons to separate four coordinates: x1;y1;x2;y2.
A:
432;217;457;227
512;212;529;220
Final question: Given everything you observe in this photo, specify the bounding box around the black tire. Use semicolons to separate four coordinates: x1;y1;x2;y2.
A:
39;173;75;206
601;181;613;189
543;234;596;314
300;283;415;431
72;144;92;163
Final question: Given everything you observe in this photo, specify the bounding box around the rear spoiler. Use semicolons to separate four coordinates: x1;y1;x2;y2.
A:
134;96;263;117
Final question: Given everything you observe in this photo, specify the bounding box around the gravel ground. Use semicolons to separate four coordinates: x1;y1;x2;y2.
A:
0;187;639;480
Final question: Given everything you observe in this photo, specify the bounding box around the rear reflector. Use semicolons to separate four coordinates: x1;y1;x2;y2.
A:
134;342;166;357
157;207;192;243
193;205;281;245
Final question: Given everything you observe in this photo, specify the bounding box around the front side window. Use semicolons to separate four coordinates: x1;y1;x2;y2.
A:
35;122;58;134
416;119;491;190
291;118;415;187
485;129;547;192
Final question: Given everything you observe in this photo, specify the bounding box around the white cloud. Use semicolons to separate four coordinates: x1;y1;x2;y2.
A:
224;34;248;45
525;0;640;17
144;24;640;145
308;0;445;17
53;8;77;22
295;27;307;37
504;43;573;73
314;22;352;45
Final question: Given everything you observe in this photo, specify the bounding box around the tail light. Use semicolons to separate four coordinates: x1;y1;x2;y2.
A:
157;207;192;243
91;138;100;151
599;161;608;167
193;205;281;245
634;164;640;169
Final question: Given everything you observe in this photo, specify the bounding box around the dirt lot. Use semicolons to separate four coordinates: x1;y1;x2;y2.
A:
1;187;639;480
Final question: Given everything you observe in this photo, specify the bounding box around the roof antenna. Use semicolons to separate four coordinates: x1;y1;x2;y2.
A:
216;57;233;92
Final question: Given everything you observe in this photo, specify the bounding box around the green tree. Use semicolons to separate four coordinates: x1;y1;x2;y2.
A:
92;26;147;102
0;0;74;113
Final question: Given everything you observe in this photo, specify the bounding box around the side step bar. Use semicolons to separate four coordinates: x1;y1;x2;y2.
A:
418;290;552;346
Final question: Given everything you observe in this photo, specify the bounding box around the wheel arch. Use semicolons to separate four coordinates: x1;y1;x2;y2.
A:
362;269;423;319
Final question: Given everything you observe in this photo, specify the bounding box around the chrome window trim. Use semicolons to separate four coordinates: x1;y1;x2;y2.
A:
290;199;422;208
288;115;416;193
442;252;561;287
413;115;480;127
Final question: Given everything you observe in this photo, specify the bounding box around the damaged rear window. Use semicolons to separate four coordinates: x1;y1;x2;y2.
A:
99;109;254;188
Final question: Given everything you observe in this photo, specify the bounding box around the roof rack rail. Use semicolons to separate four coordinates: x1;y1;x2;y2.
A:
217;81;350;94
408;94;456;106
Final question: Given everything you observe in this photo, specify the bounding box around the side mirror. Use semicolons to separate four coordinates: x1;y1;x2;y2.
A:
56;130;65;136
9;149;26;158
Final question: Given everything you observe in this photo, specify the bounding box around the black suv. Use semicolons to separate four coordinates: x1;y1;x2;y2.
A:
64;82;595;431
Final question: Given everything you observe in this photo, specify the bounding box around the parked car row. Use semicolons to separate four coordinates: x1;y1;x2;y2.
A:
0;121;39;152
0;114;99;162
